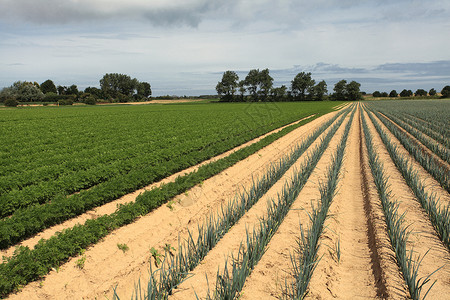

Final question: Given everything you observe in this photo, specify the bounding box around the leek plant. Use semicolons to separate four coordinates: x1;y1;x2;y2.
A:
365;108;450;250
210;108;356;299
361;109;438;300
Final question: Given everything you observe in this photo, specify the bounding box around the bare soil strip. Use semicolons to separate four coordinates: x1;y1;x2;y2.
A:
6;110;343;300
364;108;450;299
204;111;353;300
1;114;317;259
306;105;406;299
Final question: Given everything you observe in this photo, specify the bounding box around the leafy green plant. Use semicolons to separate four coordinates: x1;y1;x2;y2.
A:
150;247;164;267
117;243;129;253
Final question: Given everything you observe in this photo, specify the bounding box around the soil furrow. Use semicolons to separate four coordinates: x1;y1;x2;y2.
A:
363;108;450;299
306;105;381;299
6;110;344;300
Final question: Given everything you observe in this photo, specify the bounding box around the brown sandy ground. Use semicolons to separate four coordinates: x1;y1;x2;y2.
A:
169;108;352;299
0;115;316;259
363;108;450;299
6;108;346;299
306;105;407;299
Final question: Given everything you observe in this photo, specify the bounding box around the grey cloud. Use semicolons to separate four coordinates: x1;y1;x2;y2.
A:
0;0;229;26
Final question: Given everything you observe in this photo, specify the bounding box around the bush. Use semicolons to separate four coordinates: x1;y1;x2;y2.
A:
4;98;18;107
58;99;73;106
441;85;450;98
84;96;96;105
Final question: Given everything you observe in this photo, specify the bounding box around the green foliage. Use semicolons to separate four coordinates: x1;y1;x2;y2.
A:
400;89;413;97
389;90;398;97
243;68;274;101
0;81;44;102
4;98;18;107
441;85;450;98
428;88;436;96
40;79;57;94
117;243;129;253
291;72;315;101
415;89;427;97
216;71;239;101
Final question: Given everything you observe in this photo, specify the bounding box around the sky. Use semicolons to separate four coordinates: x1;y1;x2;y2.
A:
0;0;449;96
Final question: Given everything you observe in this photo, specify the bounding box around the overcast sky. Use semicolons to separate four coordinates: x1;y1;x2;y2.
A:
1;0;449;96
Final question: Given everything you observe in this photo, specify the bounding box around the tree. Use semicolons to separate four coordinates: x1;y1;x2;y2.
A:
137;82;152;100
238;80;246;102
84;87;103;99
270;85;287;101
332;80;347;101
257;68;273;100
244;69;260;101
389;90;398;97
40;79;57;94
313;80;328;101
372;91;382;97
400;89;413;97
429;88;436;96
415;89;427;96
216;71;239;101
381;92;388;97
100;73;139;99
57;85;66;95
346;81;362;101
291;72;315;101
0;81;44;102
66;84;79;96
441;85;450;98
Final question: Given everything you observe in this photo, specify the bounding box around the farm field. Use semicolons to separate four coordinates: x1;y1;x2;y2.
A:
1;99;449;299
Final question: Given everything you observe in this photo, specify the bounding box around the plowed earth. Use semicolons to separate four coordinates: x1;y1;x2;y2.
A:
6;103;450;300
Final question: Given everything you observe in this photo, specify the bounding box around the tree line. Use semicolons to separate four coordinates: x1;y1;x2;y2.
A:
372;86;450;98
0;73;152;107
216;69;363;102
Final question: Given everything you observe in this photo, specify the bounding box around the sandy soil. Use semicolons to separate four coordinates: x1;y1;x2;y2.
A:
363;108;450;299
306;105;407;299
6;108;342;300
0;114;315;259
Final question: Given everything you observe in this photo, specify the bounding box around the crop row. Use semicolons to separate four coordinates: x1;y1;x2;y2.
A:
0;106;351;298
361;109;436;299
113;106;353;299
364;107;450;251
366;109;449;193
378;111;449;164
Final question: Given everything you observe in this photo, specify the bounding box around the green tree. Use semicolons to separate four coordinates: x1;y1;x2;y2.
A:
291;72;315;101
84;87;103;99
332;80;347;101
0;81;44;102
381;92;388;97
238;80;246;102
216;71;239;101
137;82;152;100
429;88;436;96
372;91;382;97
270;85;287;101
257;68;273;100
244;69;260;101
415;89;427;96
346;81;362;101
313;80;327;101
400;89;413;97
441;85;450;98
40;79;57;94
100;73;139;99
66;84;79;96
389;90;398;97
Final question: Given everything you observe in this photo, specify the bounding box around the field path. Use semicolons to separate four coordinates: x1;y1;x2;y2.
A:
6;108;344;300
